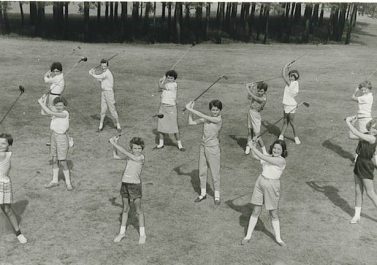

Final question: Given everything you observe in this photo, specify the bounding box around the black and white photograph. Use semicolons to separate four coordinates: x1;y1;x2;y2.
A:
0;1;376;264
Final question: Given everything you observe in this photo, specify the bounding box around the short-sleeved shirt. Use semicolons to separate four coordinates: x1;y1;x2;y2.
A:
50;110;69;134
161;82;177;106
282;81;299;106
250;94;267;112
260;156;286;180
44;73;65;95
201;117;222;147
121;155;145;184
357;92;373;119
91;69;114;91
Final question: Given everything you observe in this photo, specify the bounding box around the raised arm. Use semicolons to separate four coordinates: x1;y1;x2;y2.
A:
351;87;360;101
37;96;67;118
158;76;167;90
248;141;286;167
109;137;144;162
246;83;265;103
281;62;290;86
346;116;376;143
185;101;221;124
89;68;106;80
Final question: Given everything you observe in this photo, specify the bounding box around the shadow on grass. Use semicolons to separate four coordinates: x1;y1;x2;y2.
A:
261;120;281;138
229;135;247;150
0;200;29;231
322;140;354;161
109;197;139;230
90;114;115;129
173;165;214;198
152;129;176;147
306;181;377;223
225;199;276;241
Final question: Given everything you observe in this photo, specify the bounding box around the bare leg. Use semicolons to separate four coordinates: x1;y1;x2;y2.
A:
363;178;377;208
279;112;288;139
242;205;262;243
134;198;146;244
114;196;130;242
351;175;363;223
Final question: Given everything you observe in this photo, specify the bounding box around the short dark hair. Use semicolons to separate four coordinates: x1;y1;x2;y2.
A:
269;139;288;158
165;70;178;80
130;137;145;150
359;80;372;90
50;62;63;72
257;82;268;92
0;133;13;146
53;96;68;106
209;99;223;110
288;70;300;80
100;59;109;66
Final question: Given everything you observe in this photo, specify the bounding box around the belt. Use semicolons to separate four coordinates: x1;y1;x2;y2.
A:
50;92;61;96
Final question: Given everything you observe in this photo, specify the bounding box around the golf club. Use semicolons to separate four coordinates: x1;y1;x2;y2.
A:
0;86;25;125
171;42;196;70
255;101;310;140
65;56;88;77
152;113;164;118
92;53;120;70
287;53;307;67
182;75;228;111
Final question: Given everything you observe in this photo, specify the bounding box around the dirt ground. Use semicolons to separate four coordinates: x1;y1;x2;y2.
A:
1;15;377;265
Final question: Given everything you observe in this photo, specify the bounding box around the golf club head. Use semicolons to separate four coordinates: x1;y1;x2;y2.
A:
80;57;88;62
302;102;310;107
19;85;25;94
221;75;228;80
153;114;164;119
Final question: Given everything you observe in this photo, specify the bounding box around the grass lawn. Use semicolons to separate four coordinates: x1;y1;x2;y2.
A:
1;17;377;265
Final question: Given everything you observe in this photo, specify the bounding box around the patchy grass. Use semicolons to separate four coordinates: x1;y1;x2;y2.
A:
0;23;377;265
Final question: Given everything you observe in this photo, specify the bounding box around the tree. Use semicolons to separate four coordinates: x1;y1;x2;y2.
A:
120;2;128;40
205;2;211;40
174;2;182;43
263;4;270;44
345;4;357;44
19;2;24;26
84;2;89;41
29;1;37;26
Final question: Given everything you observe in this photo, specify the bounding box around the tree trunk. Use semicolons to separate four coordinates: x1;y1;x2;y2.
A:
337;3;347;41
319;3;324;26
263;5;269;44
114;2;118;23
97;2;101;23
294;3;301;21
29;1;37;25
84;2;90;41
167;2;172;40
205;2;210;40
312;3;319;26
2;2;10;34
285;3;290;18
290;3;296;19
230;2;237;37
110;2;114;21
196;4;203;41
225;2;231;31
64;2;68;23
243;3;250;41
19;2;24;26
256;4;264;40
345;4;357;44
105;2;109;22
175;2;182;43
121;2;127;40
36;2;45;36
161;2;166;21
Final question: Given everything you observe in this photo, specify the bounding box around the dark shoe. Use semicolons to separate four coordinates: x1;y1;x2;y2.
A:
178;147;186;152
194;195;207;203
96;127;103;133
214;199;221;206
46;142;51;146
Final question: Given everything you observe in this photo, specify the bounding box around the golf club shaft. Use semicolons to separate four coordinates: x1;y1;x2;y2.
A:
0;94;23;125
93;53;119;70
171;44;194;70
182;76;224;111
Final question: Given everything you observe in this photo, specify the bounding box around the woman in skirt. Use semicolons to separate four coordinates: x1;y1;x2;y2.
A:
0;133;27;243
156;70;185;151
346;116;377;223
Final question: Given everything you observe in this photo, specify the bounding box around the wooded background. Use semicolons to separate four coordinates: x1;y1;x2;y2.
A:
0;2;374;44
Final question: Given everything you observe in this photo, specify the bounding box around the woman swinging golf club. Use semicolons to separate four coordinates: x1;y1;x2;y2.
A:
42;62;65;113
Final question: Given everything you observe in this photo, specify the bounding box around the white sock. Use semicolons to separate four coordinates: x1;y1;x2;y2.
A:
272;219;282;242
214;190;220;200
99;122;103;129
200;188;206;197
139;227;146;237
63;170;71;186
261;146;267;154
116;123;121;129
52;168;59;183
177;140;183;149
119;225;126;234
245;216;258;239
158;139;164;147
354;207;361;218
